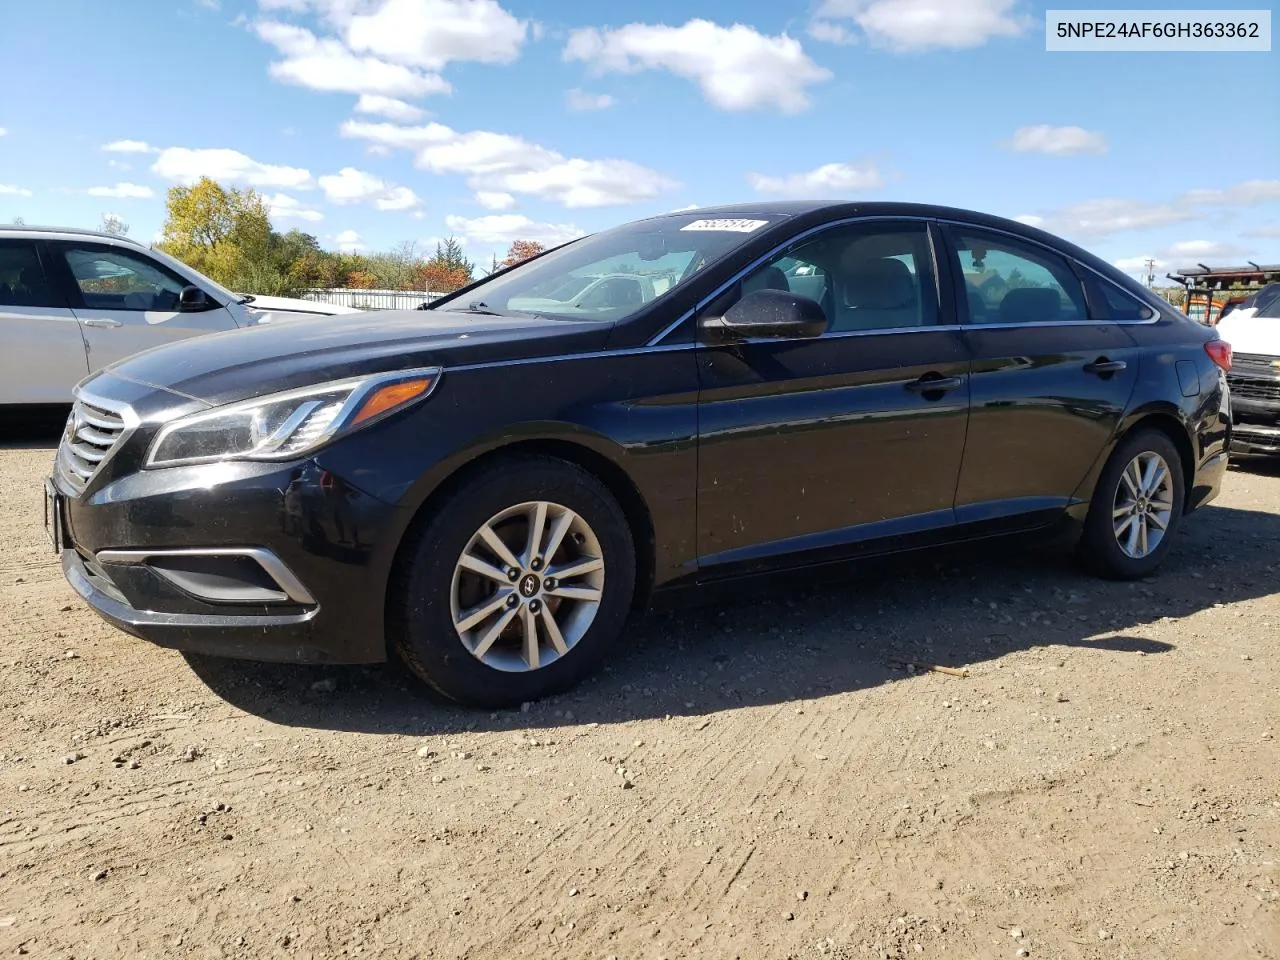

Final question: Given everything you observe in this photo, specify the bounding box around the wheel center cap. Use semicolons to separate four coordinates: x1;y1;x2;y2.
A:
518;573;541;598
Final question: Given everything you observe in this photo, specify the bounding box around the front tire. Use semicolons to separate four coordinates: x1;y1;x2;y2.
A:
388;455;636;707
1077;429;1185;580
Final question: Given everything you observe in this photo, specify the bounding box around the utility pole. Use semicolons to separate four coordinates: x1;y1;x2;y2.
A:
1143;259;1157;289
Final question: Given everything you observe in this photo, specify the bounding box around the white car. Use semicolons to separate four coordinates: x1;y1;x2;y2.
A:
0;225;361;405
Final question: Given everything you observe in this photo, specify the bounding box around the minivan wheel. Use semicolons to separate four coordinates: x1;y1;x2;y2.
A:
388;456;636;707
1077;429;1185;581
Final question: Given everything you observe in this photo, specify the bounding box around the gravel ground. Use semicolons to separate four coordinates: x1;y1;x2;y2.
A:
1;429;1277;960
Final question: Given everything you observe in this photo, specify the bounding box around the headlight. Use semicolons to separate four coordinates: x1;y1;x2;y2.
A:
145;367;441;468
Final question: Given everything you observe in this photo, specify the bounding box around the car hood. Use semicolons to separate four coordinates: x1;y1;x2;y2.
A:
97;309;611;407
1217;309;1280;358
237;293;365;317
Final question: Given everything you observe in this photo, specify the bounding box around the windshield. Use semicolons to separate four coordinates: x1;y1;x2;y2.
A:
432;215;779;321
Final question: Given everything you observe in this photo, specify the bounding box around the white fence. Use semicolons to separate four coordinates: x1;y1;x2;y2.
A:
301;288;447;310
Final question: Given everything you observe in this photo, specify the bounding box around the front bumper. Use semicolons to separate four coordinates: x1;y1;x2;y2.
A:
56;457;410;665
1230;419;1280;455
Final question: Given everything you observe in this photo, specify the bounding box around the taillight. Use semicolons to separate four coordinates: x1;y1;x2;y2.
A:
1204;339;1232;372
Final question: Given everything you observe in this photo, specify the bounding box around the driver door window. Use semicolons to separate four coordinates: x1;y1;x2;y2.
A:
61;245;188;312
738;222;939;332
53;241;237;372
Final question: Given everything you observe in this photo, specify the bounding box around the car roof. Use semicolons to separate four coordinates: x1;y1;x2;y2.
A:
641;200;1041;230
0;224;143;244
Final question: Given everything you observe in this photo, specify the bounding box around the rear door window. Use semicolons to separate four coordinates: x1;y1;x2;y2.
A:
947;227;1089;324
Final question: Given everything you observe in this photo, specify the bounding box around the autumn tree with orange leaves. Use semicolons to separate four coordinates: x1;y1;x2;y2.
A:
501;239;545;268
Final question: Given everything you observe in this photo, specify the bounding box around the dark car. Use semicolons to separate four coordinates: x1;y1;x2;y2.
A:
47;202;1232;707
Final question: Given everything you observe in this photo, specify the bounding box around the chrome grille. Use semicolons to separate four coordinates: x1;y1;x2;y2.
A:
1229;377;1280;403
56;399;127;493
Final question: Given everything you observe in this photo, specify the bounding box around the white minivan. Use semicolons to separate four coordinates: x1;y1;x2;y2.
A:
0;225;361;405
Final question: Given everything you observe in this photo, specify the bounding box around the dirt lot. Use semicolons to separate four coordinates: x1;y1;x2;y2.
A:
1;431;1277;960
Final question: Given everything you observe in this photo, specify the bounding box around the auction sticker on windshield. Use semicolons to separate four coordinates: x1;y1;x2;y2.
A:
680;219;770;232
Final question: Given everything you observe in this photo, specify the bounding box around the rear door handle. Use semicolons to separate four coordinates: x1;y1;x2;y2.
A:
1084;358;1127;376
904;375;964;395
82;318;123;329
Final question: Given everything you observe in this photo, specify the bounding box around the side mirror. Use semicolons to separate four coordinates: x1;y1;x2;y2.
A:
178;285;211;312
707;288;829;340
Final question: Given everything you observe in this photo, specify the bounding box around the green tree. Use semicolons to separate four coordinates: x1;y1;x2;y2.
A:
100;213;129;236
158;177;273;285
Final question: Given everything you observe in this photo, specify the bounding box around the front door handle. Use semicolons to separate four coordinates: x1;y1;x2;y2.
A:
904;375;964;395
82;318;123;329
1084;358;1127;376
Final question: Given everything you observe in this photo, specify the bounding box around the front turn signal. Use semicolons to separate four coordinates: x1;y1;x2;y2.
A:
352;377;434;425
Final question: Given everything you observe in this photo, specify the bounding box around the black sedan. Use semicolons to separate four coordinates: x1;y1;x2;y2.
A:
48;202;1232;707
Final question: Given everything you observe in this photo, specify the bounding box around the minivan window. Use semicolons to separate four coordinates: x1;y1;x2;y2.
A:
0;241;57;308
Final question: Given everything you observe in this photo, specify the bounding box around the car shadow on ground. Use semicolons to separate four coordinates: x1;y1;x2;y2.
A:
10;417;1273;734
184;499;1280;735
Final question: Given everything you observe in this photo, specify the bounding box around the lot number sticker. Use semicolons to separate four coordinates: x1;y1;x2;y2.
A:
680;219;770;233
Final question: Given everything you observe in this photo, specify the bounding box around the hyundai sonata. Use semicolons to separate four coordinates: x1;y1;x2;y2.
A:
48;202;1232;706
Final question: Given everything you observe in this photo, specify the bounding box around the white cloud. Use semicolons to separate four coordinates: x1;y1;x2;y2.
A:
668;203;700;212
253;20;451;97
152;147;314;189
807;20;856;44
1039;198;1191;238
354;93;427;122
1115;242;1256;276
86;182;155;199
563;20;830;114
344;0;527;69
1113;255;1163;275
318;166;421;211
475;190;516;210
1243;225;1280;239
1181;180;1280;206
334;228;365;252
1017;179;1280;241
444;213;584;247
339;119;452;150
747;162;884;195
0;128;7;137
376;185;420;211
566;88;615;111
267;192;324;222
1012;214;1044;227
102;139;158;154
340;119;676;207
1162;240;1247;261
1004;125;1108;156
107;159;132;171
0;184;33;197
810;0;1028;51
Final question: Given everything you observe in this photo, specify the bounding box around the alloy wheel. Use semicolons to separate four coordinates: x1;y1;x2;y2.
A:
1111;451;1175;560
449;501;605;672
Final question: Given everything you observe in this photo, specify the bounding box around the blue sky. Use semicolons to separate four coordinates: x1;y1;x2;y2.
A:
0;0;1276;278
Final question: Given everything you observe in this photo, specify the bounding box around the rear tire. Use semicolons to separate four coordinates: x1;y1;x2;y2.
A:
388;455;636;707
1077;429;1185;580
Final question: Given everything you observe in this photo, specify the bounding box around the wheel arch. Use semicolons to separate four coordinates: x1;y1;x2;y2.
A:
1075;404;1198;511
385;434;658;633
